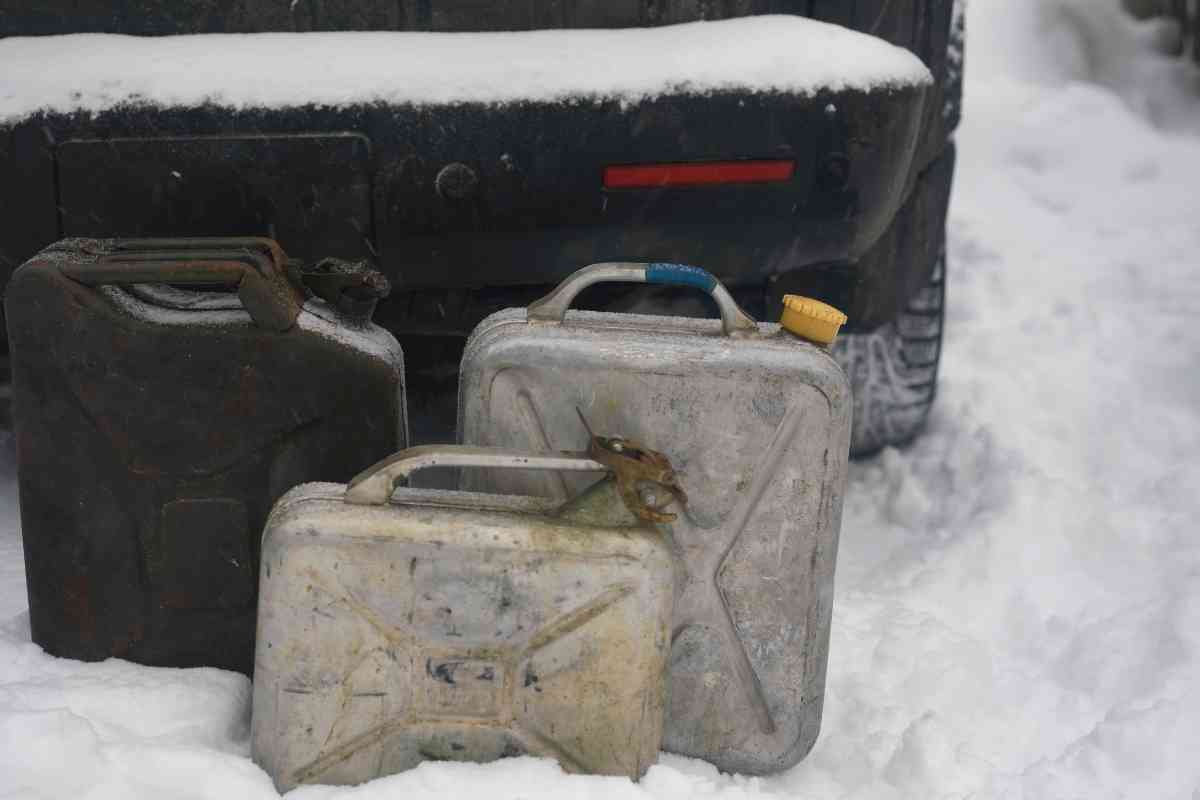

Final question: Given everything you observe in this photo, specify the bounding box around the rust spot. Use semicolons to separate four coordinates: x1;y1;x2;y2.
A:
111;622;145;657
576;409;687;522
62;574;94;641
159;590;200;609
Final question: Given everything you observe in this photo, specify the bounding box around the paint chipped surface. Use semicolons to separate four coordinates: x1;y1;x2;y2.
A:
252;479;673;790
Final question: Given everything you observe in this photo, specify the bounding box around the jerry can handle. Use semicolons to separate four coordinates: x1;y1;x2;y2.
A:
60;240;302;332
526;262;759;337
107;236;287;266
344;445;607;505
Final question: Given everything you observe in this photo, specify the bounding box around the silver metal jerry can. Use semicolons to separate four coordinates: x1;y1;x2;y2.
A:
251;445;675;791
458;263;852;775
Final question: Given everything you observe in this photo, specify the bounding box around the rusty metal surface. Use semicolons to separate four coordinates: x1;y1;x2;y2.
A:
64;238;305;331
6;237;407;674
578;411;688;524
295;257;391;321
252;451;674;790
458;285;851;774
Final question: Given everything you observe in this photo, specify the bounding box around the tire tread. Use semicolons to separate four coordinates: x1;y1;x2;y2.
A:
832;250;945;456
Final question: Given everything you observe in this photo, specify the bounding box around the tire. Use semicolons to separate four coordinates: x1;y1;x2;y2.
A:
832;249;945;457
826;0;961;457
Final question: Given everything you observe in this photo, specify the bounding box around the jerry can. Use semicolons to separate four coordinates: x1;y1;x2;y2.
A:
251;445;674;790
458;263;852;775
6;237;407;674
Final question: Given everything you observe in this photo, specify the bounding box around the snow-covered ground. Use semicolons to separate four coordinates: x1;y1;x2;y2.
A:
3;0;1200;797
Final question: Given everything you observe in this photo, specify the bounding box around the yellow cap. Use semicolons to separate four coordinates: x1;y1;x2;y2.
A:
780;295;848;345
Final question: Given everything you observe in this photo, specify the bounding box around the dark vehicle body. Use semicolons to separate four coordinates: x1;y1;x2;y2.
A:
0;0;963;452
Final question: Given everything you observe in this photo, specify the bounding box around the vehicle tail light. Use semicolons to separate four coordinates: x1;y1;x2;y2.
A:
603;160;794;189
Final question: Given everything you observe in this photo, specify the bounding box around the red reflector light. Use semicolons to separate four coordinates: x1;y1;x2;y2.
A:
603;160;795;189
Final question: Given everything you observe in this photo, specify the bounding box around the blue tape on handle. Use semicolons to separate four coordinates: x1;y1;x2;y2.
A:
646;263;718;292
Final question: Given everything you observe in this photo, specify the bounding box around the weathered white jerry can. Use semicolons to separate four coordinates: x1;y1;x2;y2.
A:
458;262;851;774
251;445;675;791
